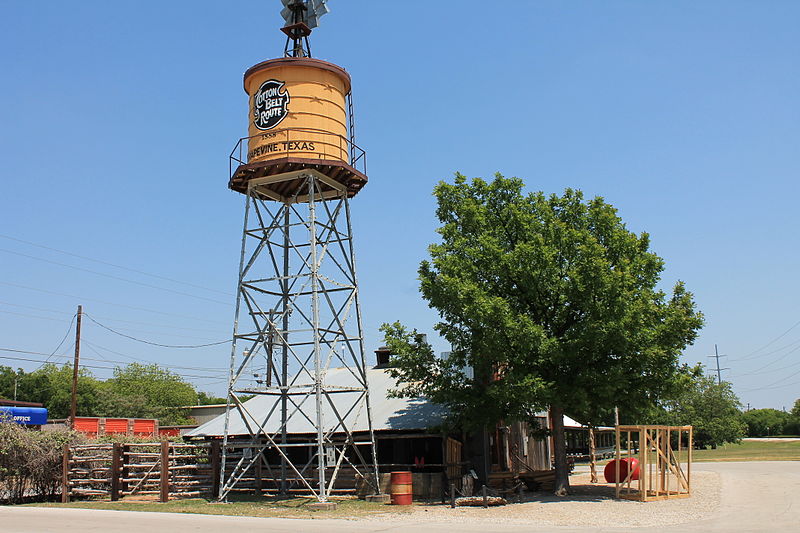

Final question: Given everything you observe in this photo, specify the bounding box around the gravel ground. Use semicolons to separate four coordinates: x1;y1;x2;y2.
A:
365;471;720;527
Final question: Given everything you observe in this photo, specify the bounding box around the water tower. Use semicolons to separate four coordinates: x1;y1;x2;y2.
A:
219;1;379;505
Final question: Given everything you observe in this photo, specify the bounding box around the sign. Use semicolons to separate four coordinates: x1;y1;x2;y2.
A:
0;407;48;425
253;79;290;131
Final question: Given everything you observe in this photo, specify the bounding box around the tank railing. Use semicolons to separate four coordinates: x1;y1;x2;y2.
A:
229;127;366;179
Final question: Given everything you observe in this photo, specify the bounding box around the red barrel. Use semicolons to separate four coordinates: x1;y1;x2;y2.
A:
604;458;640;483
390;471;413;505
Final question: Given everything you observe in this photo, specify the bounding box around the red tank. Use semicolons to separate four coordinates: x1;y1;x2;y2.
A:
604;458;640;483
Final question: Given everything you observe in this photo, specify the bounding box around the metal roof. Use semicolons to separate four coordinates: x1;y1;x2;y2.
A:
563;414;614;431
186;367;449;438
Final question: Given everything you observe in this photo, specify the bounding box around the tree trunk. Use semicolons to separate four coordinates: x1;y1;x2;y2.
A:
589;426;598;483
551;405;570;496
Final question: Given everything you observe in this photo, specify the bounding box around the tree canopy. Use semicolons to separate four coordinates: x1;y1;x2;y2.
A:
0;362;212;426
741;407;793;437
0;364;104;419
103;363;198;424
382;174;704;492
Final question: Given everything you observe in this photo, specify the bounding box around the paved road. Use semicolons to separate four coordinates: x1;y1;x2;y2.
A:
2;462;797;533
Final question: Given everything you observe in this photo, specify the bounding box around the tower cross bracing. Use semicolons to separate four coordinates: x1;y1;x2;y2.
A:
220;171;379;502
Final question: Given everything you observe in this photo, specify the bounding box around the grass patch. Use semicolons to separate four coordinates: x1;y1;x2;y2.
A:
587;439;800;466
684;439;800;462
28;495;406;519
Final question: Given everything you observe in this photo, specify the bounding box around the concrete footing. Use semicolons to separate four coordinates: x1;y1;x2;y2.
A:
365;493;391;504
307;501;338;511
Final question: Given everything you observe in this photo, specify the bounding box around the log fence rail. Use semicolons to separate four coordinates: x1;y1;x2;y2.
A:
62;441;220;503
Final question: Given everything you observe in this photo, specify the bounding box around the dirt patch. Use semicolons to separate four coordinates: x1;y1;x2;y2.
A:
365;471;720;527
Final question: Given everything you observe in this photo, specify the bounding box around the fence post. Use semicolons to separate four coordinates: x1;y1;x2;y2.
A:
110;443;122;501
255;450;263;496
210;440;221;499
61;443;70;503
450;483;456;508
121;444;130;496
482;484;488;508
160;440;170;503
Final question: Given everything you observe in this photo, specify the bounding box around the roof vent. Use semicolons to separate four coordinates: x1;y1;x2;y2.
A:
374;346;391;368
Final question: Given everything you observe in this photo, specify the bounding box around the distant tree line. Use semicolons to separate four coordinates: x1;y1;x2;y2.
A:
0;363;226;426
741;401;800;437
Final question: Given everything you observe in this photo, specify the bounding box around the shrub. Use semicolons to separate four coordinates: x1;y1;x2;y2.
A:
0;421;84;503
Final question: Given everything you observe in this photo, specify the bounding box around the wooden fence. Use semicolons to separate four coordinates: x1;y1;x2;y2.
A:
63;441;455;502
62;441;220;502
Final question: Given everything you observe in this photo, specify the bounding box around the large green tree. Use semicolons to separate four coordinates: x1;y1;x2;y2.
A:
382;174;703;494
103;363;197;425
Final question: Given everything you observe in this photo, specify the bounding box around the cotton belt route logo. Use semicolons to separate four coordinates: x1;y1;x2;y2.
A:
253;79;289;130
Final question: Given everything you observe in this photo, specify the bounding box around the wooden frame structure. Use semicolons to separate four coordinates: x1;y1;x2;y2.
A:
615;425;692;502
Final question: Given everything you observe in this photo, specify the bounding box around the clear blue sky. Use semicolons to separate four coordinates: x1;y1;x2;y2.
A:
1;1;798;412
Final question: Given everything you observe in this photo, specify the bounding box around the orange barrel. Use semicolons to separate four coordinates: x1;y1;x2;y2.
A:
243;57;351;165
390;471;413;505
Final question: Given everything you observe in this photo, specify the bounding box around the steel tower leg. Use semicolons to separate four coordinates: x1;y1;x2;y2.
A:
219;172;378;503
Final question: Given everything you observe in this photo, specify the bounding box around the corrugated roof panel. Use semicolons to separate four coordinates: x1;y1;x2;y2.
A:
186;367;448;438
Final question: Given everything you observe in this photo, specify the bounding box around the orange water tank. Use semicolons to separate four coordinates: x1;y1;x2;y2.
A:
243;57;350;165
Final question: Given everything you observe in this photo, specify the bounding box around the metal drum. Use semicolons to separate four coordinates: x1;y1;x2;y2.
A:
390;471;413;505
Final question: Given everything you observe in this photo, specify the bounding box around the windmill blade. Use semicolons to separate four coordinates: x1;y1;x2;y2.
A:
280;0;296;26
280;0;330;29
308;0;330;28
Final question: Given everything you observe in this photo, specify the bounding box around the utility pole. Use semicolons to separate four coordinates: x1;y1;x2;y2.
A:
708;344;729;385
69;305;82;428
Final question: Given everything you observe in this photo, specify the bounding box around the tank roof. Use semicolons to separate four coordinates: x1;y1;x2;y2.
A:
243;57;351;94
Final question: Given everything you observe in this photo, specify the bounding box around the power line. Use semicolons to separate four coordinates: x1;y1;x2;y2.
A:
84;314;229;348
0;233;231;297
0;299;228;335
734;317;800;361
36;313;77;369
85;320;227;342
744;343;800;375
731;357;800;378
729;341;800;382
0;309;71;323
0;300;71;316
0;281;223;324
0;350;117;371
0;247;231;306
0;350;225;380
83;340;227;372
731;337;800;363
739;367;800;392
86;315;228;335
